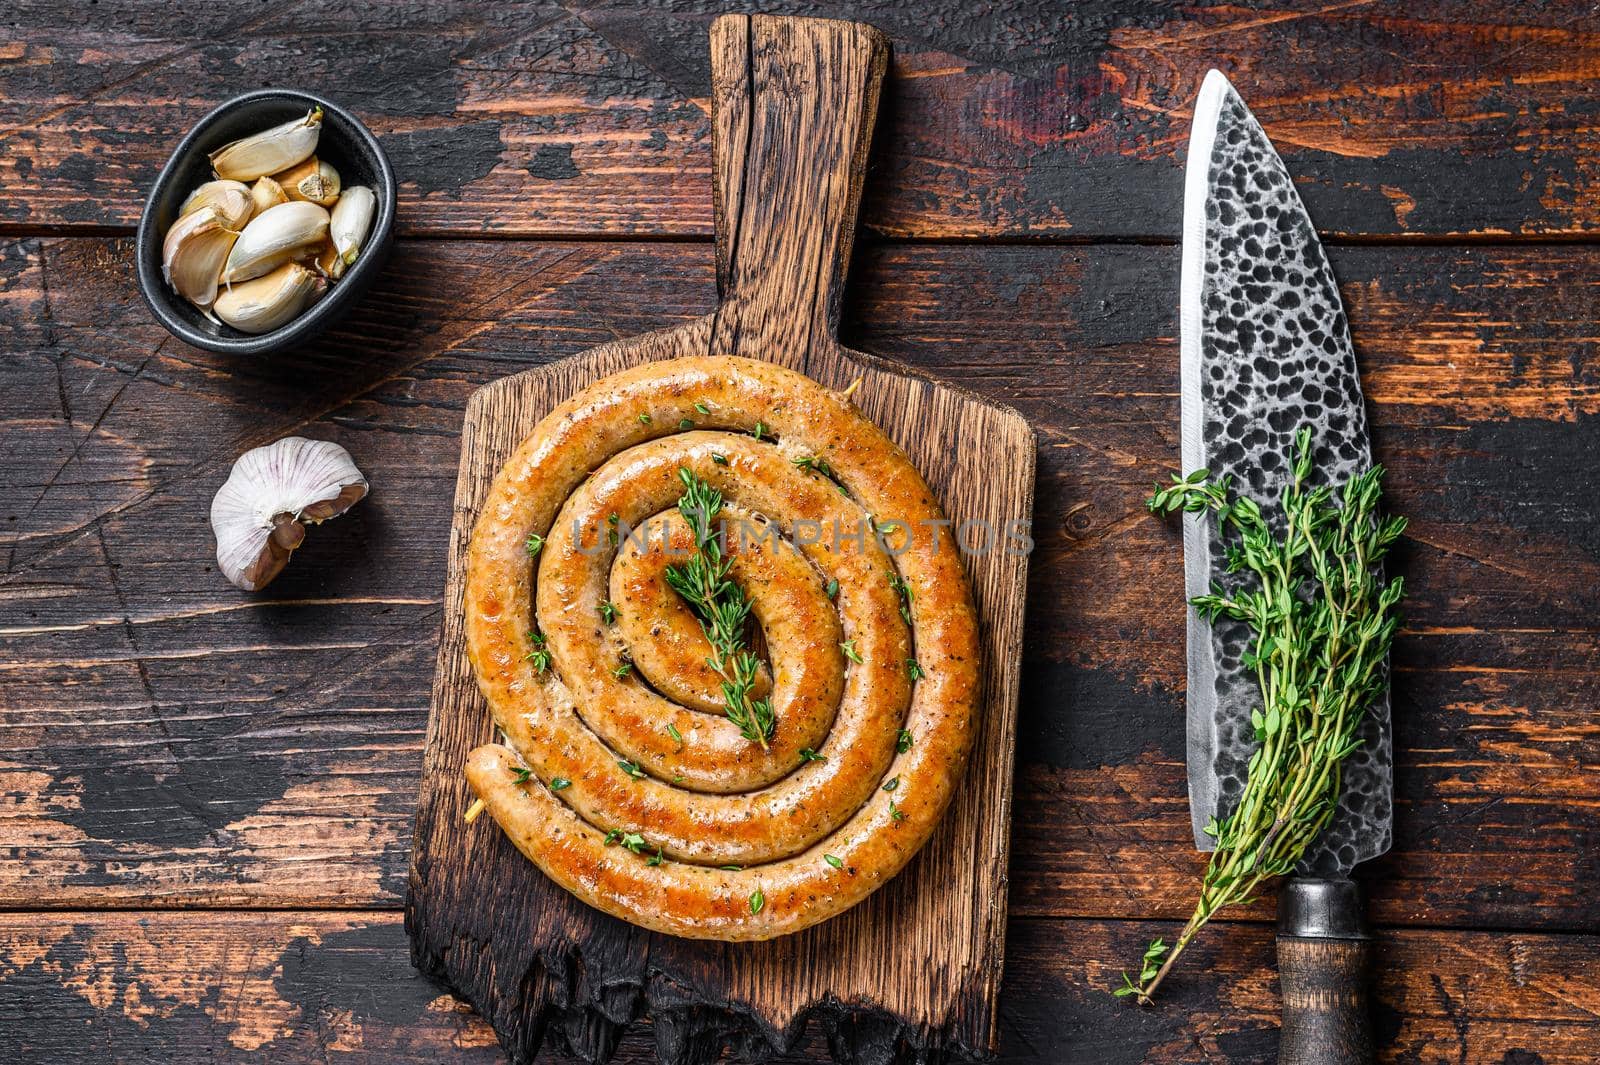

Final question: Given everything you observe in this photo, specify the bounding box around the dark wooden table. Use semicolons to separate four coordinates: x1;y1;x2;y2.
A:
3;2;1598;1062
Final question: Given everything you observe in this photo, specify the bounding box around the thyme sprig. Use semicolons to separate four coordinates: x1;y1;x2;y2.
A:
1122;428;1406;1003
663;468;776;747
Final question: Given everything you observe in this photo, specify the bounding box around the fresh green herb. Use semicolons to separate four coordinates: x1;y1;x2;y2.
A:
751;421;767;441
619;831;646;852
549;777;571;791
882;776;899;792
647;847;664;867
824;854;844;870
889;800;905;822
888;572;914;625
906;659;925;681
712;453;728;466
663;468;776;747
895;729;913;754
525;532;545;557
672;774;683;783
694;401;711;415
667;723;683;745
825;579;839;599
720;864;743;872
613;661;633;679
799;747;827;764
793;454;836;479
678;417;694;430
749;888;765;914
524;631;552;674
638;413;652;424
599;600;619;624
618;759;645;779
603;829;622;845
840;639;862;665
1114;940;1170;1000
606;512;620;547
1123;427;1406;1004
509;767;533;784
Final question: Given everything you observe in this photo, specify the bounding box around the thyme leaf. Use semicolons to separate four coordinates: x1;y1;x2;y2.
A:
1124;427;1406;1004
663;468;775;747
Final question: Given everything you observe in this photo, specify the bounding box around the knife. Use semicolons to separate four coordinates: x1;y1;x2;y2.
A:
1181;70;1392;1064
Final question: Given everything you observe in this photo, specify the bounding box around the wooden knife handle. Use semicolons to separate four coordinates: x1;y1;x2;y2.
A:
1277;878;1374;1065
707;13;889;364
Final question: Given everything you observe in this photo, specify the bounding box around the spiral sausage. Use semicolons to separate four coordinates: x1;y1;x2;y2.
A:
464;356;979;940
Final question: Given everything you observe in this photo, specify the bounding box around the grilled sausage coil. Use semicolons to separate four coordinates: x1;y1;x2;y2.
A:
464;355;980;940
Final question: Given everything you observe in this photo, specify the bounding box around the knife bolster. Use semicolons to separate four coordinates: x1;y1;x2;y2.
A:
1277;878;1374;1065
1278;876;1369;939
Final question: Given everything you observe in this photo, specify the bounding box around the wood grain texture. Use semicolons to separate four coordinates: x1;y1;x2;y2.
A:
4;1;1598;1058
406;15;1033;1064
1276;938;1374;1065
3;239;1597;939
3;1;1600;238
2;912;1595;1064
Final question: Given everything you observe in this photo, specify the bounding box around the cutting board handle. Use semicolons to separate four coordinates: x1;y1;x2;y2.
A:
708;13;889;368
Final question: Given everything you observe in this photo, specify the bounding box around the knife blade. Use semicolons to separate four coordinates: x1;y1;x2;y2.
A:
1181;68;1392;875
1180;69;1391;1062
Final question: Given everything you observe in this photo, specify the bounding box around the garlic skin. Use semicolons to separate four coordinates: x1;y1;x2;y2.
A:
162;206;239;308
209;107;323;182
222;200;329;283
210;437;368;591
249;175;289;219
328;186;375;278
214;262;320;334
275;157;341;207
179;180;252;230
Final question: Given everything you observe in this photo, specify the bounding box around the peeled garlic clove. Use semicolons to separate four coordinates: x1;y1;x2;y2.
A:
209;107;323;182
162;206;239;308
274;156;341;207
328;185;375;277
312;239;341;278
210;436;368;591
179;180;252;230
222;200;329;283
213;262;319;334
249;175;289;218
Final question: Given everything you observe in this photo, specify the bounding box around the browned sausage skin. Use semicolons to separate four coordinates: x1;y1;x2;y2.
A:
464;356;979;939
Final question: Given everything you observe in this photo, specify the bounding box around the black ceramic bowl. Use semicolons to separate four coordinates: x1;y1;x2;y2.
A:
136;89;396;356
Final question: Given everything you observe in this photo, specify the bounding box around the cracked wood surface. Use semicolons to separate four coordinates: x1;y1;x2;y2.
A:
2;235;1597;1061
4;238;1597;930
1;2;1599;238
4;1;1600;1059
0;913;1594;1063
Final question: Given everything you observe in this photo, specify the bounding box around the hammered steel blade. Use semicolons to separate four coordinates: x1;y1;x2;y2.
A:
1180;70;1392;876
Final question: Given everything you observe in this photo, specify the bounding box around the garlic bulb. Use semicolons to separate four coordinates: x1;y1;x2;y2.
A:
179;180;252;230
162;206;239;308
221;200;329;283
210;437;368;591
209;107;322;182
328;185;375;278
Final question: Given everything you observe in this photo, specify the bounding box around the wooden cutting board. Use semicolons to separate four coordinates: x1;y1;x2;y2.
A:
407;14;1036;1064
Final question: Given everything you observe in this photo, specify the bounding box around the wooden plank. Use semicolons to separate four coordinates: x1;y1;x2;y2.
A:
2;239;1596;936
3;2;1599;238
406;17;1031;1062
0;911;1593;1063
